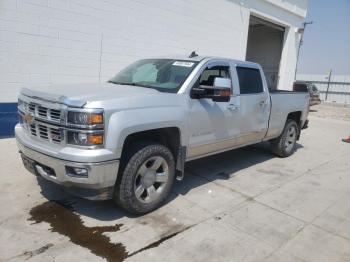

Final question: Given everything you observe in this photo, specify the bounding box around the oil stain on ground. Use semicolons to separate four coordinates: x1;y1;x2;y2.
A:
29;200;191;262
29;200;128;262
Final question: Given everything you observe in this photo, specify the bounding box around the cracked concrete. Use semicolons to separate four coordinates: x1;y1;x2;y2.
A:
1;107;350;262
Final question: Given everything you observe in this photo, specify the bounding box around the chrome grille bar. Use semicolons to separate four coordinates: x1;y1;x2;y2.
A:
18;98;104;148
23;121;63;144
22;102;62;124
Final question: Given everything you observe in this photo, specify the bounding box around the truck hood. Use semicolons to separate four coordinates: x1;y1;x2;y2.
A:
21;83;160;108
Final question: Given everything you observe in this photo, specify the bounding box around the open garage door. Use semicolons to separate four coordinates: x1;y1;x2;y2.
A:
246;16;285;90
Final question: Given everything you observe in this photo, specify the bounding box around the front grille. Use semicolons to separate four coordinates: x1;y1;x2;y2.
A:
50;128;62;143
28;122;63;143
38;106;47;118
23;102;62;123
19;100;64;144
29;124;36;136
50;109;61;121
28;103;35;113
19;98;103;148
38;124;49;139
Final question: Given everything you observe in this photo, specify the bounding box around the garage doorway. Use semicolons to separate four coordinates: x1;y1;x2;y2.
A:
246;16;285;90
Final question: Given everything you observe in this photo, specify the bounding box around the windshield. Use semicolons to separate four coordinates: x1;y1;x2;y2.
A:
108;59;199;93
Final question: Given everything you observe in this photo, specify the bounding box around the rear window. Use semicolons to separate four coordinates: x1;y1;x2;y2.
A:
237;67;263;94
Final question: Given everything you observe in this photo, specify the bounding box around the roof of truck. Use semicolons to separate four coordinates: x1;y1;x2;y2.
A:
154;54;260;67
154;54;207;62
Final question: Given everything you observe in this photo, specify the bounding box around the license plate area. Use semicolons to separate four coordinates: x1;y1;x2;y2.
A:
21;154;57;177
21;154;38;175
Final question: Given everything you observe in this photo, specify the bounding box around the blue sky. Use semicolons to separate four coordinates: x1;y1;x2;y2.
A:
298;0;350;75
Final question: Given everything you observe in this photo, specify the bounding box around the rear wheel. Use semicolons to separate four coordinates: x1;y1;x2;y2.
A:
270;120;299;158
114;143;175;214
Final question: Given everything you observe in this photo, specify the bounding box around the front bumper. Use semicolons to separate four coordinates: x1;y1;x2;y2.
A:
16;127;119;200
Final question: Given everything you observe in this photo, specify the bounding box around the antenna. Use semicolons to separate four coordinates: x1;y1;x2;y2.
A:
189;51;198;58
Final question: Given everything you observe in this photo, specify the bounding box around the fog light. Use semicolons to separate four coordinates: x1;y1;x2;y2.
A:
66;166;88;178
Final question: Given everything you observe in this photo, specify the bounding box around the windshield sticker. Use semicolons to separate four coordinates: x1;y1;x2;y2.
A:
172;61;195;67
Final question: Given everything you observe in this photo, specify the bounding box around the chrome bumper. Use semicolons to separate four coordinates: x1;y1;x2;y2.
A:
16;128;119;200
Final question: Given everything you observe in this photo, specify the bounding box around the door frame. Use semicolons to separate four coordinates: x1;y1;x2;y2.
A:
186;58;240;160
246;12;288;90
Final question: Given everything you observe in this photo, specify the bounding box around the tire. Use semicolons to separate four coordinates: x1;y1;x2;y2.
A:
114;143;175;214
270;120;299;158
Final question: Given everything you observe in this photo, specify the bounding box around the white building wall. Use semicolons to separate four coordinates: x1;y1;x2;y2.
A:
0;0;307;102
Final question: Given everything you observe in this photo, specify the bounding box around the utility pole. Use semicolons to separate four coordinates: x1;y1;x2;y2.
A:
294;21;313;80
98;33;103;83
325;69;332;101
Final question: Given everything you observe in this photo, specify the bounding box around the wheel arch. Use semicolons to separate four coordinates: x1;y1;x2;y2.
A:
121;127;181;159
119;127;186;180
286;111;302;126
286;111;302;139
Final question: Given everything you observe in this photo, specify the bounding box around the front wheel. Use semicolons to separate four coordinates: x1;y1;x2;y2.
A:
270;120;299;158
114;143;175;214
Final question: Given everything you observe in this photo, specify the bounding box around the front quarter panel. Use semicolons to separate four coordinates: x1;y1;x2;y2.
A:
94;95;190;158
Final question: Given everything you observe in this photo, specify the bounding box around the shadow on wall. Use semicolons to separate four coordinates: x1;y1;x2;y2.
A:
0;103;18;138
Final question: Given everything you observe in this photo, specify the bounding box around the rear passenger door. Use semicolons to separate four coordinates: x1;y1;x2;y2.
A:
234;65;270;145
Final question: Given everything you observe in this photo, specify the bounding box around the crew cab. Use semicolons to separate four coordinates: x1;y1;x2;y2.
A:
16;55;309;214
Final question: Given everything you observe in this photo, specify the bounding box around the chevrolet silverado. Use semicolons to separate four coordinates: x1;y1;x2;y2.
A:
16;55;310;214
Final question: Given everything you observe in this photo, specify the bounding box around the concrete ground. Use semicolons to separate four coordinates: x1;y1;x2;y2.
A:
310;103;350;122
1;105;350;262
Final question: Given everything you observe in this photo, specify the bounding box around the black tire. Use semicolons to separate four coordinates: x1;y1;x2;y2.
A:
270;119;299;158
114;143;175;214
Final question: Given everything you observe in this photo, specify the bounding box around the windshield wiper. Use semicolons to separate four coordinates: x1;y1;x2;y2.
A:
108;80;131;85
108;80;152;89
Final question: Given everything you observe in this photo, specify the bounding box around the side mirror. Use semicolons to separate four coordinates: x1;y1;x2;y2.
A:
191;77;231;102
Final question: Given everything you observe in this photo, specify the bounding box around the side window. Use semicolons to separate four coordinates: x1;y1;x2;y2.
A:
199;66;230;87
236;67;263;94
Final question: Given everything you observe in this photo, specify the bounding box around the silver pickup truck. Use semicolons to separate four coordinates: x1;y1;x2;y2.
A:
16;55;309;214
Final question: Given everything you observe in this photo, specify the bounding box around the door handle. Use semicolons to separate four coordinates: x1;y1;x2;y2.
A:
227;104;239;111
259;100;266;106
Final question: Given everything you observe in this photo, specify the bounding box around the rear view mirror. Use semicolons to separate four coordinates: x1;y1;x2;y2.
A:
191;77;231;102
213;77;231;90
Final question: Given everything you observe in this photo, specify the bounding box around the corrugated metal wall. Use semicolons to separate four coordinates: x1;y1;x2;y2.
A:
297;74;350;104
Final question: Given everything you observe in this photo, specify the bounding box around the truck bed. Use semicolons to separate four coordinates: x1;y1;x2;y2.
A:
265;91;310;140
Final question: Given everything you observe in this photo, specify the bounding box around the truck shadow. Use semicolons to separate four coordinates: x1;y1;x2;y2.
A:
36;177;131;220
35;142;303;221
172;142;300;195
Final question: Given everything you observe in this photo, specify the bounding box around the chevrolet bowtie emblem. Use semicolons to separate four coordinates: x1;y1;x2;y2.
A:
23;113;35;124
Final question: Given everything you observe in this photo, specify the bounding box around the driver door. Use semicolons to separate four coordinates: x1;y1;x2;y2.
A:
187;60;241;159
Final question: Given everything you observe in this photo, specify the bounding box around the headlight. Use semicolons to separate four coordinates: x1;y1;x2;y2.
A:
67;111;103;126
67;131;103;146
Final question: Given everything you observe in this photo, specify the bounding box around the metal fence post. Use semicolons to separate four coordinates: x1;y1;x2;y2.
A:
325;69;332;101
